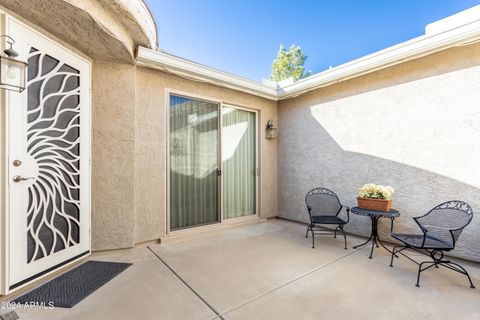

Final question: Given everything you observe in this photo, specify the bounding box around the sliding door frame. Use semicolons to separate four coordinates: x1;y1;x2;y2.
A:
165;89;260;235
166;89;223;234
221;103;259;224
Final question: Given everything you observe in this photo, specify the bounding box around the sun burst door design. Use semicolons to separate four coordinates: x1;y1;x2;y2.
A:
8;19;91;290
25;47;82;263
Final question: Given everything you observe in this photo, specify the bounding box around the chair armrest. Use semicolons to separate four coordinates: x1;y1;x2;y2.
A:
306;205;313;224
340;205;350;223
413;217;428;232
413;216;428;246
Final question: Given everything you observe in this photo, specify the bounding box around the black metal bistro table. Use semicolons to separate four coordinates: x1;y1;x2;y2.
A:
351;207;400;259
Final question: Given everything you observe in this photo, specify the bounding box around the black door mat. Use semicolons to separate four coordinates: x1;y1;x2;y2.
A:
13;260;131;308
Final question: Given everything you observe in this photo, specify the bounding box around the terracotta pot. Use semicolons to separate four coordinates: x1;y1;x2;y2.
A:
357;197;392;212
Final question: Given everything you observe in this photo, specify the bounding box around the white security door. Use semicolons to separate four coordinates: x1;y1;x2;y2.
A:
7;18;91;289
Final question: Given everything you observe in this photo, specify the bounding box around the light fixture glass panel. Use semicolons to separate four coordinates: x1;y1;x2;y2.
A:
266;127;277;139
0;56;27;92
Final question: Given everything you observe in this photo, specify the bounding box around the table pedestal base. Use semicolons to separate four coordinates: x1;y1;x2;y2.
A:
353;216;395;259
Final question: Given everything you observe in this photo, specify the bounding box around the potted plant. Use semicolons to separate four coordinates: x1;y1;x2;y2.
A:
357;184;394;212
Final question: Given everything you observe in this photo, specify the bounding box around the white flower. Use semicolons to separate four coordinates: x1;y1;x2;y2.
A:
358;183;394;200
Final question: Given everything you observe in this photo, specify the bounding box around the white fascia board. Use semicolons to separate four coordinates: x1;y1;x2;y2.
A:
426;5;480;35
136;19;480;101
136;47;278;100
277;19;480;99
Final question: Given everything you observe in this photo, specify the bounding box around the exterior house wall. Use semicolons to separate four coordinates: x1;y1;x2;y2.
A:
0;0;157;252
91;64;279;248
134;67;278;243
2;0;478;265
0;0;157;292
0;13;278;251
277;43;480;262
91;61;136;250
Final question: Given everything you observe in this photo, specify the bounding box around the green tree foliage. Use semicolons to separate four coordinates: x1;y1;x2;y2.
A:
270;44;312;81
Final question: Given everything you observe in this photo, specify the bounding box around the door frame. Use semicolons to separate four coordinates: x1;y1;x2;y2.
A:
221;103;260;223
165;89;260;235
1;13;92;294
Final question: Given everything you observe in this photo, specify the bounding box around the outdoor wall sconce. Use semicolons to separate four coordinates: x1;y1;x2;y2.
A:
265;120;278;139
0;35;27;92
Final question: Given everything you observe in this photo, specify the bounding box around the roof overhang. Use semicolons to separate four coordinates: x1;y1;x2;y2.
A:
1;0;157;63
278;16;480;99
136;6;480;101
136;47;278;100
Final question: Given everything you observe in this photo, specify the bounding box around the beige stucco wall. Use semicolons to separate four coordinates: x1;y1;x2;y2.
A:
92;64;278;248
134;67;278;243
91;61;136;250
277;43;480;262
0;0;278;255
0;0;155;252
1;0;156;63
63;59;279;250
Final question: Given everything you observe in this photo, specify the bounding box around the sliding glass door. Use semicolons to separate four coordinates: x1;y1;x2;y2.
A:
169;95;220;230
222;106;257;219
169;95;257;231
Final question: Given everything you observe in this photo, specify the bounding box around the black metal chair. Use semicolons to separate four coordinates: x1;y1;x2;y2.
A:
389;200;475;288
305;188;350;249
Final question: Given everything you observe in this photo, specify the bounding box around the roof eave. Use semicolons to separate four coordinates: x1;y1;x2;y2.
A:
136;19;480;101
136;47;278;100
277;19;480;99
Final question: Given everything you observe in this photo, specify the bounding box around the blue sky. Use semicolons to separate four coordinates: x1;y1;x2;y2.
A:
146;0;480;81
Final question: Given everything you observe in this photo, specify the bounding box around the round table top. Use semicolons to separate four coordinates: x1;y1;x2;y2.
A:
351;207;400;218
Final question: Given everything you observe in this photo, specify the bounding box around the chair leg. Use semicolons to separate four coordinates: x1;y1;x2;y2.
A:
443;262;476;289
339;225;347;250
311;227;315;248
334;226;338;239
389;246;474;288
416;262;436;287
306;225;315;248
390;246;401;267
416;262;423;287
416;262;427;287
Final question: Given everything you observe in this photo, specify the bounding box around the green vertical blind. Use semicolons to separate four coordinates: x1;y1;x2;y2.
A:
222;107;256;219
169;95;219;230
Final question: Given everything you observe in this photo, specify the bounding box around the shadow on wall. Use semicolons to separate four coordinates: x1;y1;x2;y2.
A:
277;43;480;262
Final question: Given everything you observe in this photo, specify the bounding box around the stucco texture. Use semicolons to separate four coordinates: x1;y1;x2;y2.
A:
134;67;278;243
277;43;480;261
1;0;155;63
92;61;136;250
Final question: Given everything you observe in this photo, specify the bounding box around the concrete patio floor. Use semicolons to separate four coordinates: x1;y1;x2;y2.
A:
12;219;480;320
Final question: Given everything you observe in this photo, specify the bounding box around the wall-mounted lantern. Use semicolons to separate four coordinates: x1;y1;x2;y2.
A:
265;120;277;139
0;35;27;92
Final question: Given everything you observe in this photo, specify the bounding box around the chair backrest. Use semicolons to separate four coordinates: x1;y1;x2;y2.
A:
305;188;342;219
414;200;473;248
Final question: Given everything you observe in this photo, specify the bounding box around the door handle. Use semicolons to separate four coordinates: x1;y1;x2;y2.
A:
12;175;34;183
